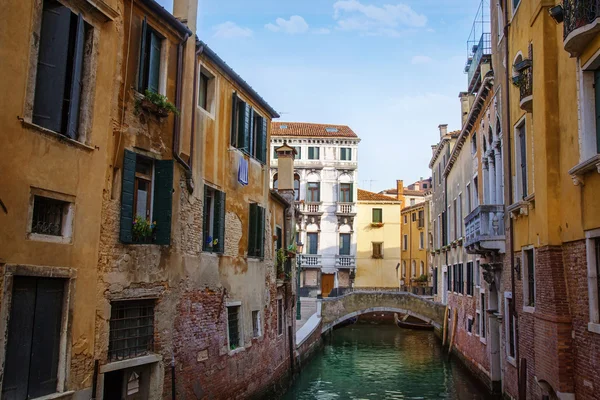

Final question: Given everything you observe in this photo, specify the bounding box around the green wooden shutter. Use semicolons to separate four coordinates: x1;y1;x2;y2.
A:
258;206;265;258
237;101;251;151
349;183;354;202
202;186;209;251
248;108;255;157
148;31;161;93
32;0;71;133
214;190;226;253
248;203;257;256
152;159;173;245
595;69;600;154
66;13;85;140
230;93;238;146
120;150;137;243
316;182;321;202
261;117;268;163
137;17;147;91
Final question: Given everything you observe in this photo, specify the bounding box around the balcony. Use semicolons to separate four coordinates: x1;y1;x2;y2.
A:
295;201;323;214
335;255;356;269
515;61;533;112
300;254;322;268
417;218;425;228
564;0;600;57
336;202;356;215
464;204;505;255
465;33;491;93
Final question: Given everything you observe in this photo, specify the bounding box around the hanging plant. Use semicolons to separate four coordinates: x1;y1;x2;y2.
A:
135;90;179;118
133;216;156;242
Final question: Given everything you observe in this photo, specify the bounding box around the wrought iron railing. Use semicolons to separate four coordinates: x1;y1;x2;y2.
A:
563;0;600;39
518;66;533;102
464;204;505;248
335;255;356;268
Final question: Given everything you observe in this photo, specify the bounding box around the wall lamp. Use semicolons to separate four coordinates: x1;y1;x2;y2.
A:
549;5;564;24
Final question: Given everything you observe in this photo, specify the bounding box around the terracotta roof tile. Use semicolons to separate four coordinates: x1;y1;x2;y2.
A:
272;122;358;138
358;189;399;202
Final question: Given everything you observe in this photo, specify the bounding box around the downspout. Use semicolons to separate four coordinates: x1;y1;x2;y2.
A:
174;33;194;193
503;2;521;397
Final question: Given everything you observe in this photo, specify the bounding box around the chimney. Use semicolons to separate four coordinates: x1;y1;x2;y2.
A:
396;179;404;203
459;92;474;127
174;0;198;32
438;124;448;138
276;142;296;192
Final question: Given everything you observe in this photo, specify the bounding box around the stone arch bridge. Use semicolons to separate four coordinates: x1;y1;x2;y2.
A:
321;291;446;334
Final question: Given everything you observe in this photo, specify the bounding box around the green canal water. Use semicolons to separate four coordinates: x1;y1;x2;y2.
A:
282;324;495;400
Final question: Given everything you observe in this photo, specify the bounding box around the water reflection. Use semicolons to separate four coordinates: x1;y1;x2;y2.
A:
283;324;494;400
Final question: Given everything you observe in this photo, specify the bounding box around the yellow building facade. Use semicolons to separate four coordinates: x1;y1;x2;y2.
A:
355;189;402;288
400;201;431;293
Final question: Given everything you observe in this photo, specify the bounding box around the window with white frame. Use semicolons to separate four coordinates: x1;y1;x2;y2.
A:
586;229;600;333
403;235;408;251
475;260;481;287
227;304;241;350
457;193;463;237
467;316;474;334
576;57;600;163
522;247;535;309
514;118;528;200
252;310;261;338
480;292;486;339
419;261;424;276
505;293;516;360
419;232;424;249
466;183;472;213
28;189;75;243
411;260;416;277
198;67;216;114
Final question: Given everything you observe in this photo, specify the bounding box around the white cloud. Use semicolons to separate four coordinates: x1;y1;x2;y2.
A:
265;16;309;34
213;21;253;39
411;55;432;64
333;0;427;36
312;28;331;35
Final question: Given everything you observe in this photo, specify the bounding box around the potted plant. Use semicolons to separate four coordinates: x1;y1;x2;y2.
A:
136;90;179;118
276;248;286;282
370;222;385;228
132;216;156;243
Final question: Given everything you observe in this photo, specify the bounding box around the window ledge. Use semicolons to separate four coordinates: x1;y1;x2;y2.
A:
506;355;517;367
197;106;215;120
479;336;487;345
228;346;246;356
27;232;72;245
31;391;75;400
568;154;600;186
100;354;162;373
523;306;535;314
21;119;95;152
507;200;530;219
588;322;600;335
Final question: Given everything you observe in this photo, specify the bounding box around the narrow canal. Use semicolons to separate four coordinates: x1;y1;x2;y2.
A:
283;323;495;399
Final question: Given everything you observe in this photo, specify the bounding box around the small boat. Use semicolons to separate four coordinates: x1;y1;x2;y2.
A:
394;313;434;331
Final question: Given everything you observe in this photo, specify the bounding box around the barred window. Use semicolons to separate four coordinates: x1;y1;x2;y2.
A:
32;196;68;236
109;300;154;361
228;305;241;349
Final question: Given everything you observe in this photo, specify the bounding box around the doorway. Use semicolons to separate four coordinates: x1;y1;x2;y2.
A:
321;274;334;297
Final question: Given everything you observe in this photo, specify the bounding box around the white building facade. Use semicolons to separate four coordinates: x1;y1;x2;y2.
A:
270;122;360;297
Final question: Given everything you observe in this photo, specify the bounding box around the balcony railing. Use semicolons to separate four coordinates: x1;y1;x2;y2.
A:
464;204;505;254
466;33;491;92
335;255;356;268
517;65;533;111
336;202;356;215
564;0;600;56
296;201;322;214
300;254;322;268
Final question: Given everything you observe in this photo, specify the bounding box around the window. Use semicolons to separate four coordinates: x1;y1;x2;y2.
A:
418;210;424;228
273;173;278;189
120;150;173;245
458;193;462;237
404;215;407;224
307;182;321;202
577;64;600;162
32;0;90;140
473;177;480;208
419;232;424;249
294;175;300;201
203;186;226;253
586;230;600;330
248;203;266;257
372;242;383;259
471;133;477;155
412;212;416;222
230;93;267;163
294;147;302;159
512;0;521;13
277;299;283;335
273;147;278;159
402;235;408;251
410;198;415;206
339;183;353;202
340;147;352;160
31;195;71;237
109;300;154;361
452;264;458;292
137;18;163;94
466;262;474;296
466;183;472;213
420;261;424;276
467;317;474;334
308;147;320;160
459;263;464;294
480;293;487;338
433;267;438;294
2;277;65;399
339;233;351;255
402;261;406;277
447;266;452;294
475;260;481;287
372;208;383;223
506;294;516;359
198;68;215;113
252;310;261;338
276;226;283;252
411;260;416;277
475;310;481;337
307;232;318;254
326;127;338;132
227;305;241;349
453;199;457;240
516;120;528;199
523;248;535;308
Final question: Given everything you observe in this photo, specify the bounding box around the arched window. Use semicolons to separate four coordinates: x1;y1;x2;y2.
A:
471;132;477;155
411;260;416;277
294;173;300;201
273;173;278;190
420;261;425;276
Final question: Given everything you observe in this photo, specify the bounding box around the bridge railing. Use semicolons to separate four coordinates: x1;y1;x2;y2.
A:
329;287;433;298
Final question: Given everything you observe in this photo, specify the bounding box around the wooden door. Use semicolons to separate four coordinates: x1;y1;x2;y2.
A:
321;274;334;298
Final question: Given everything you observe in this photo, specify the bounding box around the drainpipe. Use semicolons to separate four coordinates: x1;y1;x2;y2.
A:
174;33;194;193
503;2;522;398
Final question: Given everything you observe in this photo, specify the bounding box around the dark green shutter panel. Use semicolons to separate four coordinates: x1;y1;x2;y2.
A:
148;31;161;93
66;13;85;140
248;108;255;156
152;159;174;245
316;182;321;202
119;150;136;243
237;101;250;151
137;17;147;91
231;93;238;146
214;191;226;253
259;206;265;258
248;203;257;256
32;0;71;133
27;278;64;398
261;117;268;163
202;186;209;251
349;183;354;202
595;69;600;153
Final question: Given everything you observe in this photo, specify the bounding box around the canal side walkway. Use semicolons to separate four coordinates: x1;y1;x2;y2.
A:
295;297;321;350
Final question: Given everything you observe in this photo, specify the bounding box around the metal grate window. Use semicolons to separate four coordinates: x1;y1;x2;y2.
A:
228;306;240;349
32;196;66;236
109;300;154;361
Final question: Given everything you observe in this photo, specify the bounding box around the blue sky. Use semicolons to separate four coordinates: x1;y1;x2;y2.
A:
158;0;482;192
